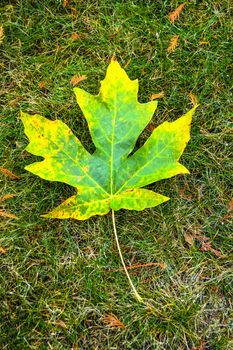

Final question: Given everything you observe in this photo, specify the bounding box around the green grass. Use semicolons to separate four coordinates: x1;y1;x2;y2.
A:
0;0;232;349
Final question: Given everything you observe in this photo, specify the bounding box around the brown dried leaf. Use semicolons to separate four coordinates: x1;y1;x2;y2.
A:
55;320;67;329
167;35;179;53
0;246;8;254
0;26;4;44
0;210;18;219
71;33;80;40
63;0;71;7
0;167;19;180
197;238;222;257
0;194;16;202
189;92;198;106
102;314;125;329
146;123;155;132
70;75;87;86
227;199;233;212
184;232;194;246
38;81;45;89
70;6;78;17
168;4;185;24
150;91;164;100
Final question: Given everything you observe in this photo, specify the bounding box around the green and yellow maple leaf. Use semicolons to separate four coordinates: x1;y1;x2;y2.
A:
21;59;197;220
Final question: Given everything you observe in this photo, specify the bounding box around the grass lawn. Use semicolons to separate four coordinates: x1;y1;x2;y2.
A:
0;0;232;349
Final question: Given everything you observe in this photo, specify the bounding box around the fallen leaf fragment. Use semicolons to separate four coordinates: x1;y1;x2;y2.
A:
0;246;8;254
184;233;222;257
168;4;185;24
70;75;87;86
184;232;194;246
109;262;167;272
199;241;222;257
167;35;179;53
55;320;67;329
0;167;19;180
38;81;48;93
71;32;80;40
70;6;78;16
227;199;233;212
146;123;155;132
0;210;18;219
150;91;164;100
0;26;4;44
195;235;222;257
0;194;16;202
189;92;198;106
63;0;71;6
102;314;125;329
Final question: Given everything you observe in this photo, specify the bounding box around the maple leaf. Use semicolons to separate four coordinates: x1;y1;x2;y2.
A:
21;59;197;221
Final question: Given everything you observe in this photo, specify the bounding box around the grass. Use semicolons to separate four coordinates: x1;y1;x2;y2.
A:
0;0;232;349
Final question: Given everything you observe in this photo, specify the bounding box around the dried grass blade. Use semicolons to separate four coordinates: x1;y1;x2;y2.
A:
0;210;18;219
0;167;19;180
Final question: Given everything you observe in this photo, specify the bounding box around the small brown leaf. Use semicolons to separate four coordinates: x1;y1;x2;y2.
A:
0;246;8;254
150;91;164;100
63;0;71;7
38;81;45;89
70;75;87;86
0;210;18;219
38;81;47;93
227;199;233;212
102;314;125;329
71;33;80;40
0;26;4;45
70;6;78;17
146;123;155;132
189;92;198;106
0;167;19;180
184;232;194;246
168;4;185;24
55;320;67;329
197;238;222;257
0;194;16;202
167;35;179;53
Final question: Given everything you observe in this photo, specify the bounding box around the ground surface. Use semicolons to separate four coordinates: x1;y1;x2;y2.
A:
0;1;232;349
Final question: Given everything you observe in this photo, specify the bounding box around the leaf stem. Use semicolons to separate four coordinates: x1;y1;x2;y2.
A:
111;209;143;303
